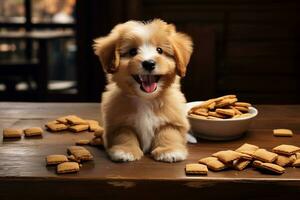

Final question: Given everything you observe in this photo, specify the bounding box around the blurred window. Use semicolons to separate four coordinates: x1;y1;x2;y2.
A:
0;0;25;23
32;0;76;24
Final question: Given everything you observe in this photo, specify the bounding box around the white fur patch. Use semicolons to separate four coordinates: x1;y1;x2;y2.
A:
108;149;135;162
139;44;157;61
154;150;187;163
126;98;165;153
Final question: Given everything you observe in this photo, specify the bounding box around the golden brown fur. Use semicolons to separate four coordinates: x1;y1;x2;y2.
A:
93;19;193;162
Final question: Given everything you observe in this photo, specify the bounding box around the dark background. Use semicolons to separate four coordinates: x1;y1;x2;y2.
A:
1;0;300;103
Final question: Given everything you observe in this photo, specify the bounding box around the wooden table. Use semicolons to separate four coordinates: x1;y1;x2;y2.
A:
0;103;300;199
0;31;74;100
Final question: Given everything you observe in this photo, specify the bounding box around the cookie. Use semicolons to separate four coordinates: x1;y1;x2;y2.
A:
234;102;251;107
215;98;238;108
76;139;90;145
56;116;70;124
193;108;208;116
230;106;242;115
273;129;293;137
72;149;93;161
212;150;241;163
86;120;102;132
57;162;80;174
215;95;237;101
94;127;104;137
66;115;88;125
207;111;226;119
260;163;285;174
292;159;300;167
272;144;300;156
188;113;207;120
215;108;235;117
69;124;89;132
198;156;227;171
234;106;249;113
45;122;68;132
252;149;278;163
67;146;86;155
233;159;251;171
46;155;68;165
89;137;103;146
185;163;208;175
235;143;259;156
24;127;43;137
252;160;263;168
275;155;296;167
3;128;23;138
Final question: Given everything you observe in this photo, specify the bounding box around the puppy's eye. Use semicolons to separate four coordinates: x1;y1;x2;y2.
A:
156;47;163;54
129;48;138;56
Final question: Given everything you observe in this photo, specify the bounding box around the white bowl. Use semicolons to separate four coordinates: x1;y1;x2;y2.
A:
186;101;258;141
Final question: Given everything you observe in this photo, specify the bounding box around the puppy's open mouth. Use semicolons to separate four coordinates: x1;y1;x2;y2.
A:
132;75;161;93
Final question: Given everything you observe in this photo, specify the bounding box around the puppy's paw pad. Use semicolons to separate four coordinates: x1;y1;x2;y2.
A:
152;148;187;163
108;149;136;162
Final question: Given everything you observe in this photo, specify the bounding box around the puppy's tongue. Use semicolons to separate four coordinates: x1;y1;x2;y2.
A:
140;75;157;93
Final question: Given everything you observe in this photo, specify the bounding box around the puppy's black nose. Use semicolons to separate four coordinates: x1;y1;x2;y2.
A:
142;60;156;72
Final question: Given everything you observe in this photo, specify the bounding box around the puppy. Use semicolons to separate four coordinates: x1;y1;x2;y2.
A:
93;19;193;162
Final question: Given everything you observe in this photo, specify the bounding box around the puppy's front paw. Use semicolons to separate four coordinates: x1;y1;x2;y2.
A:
151;147;188;163
107;146;143;162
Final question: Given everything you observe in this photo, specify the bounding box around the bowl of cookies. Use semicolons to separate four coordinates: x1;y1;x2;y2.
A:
186;95;258;141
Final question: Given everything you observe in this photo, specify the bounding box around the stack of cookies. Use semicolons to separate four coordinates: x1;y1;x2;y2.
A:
46;146;94;174
45;115;102;133
185;143;300;176
188;95;252;120
75;128;104;147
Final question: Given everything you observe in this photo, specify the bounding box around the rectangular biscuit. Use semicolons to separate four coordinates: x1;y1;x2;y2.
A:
72;149;93;161
252;160;263;168
57;162;80;174
89;137;103;146
215;109;235;117
260;162;285;174
252;149;278;163
275;155;296;167
185;163;208;175
46;155;68;165
188;113;207;120
86;120;102;131
67;146;86;155
94;128;104;137
56;116;70;124
76;139;90;145
272;144;300;156
69;124;89;132
24;127;43;137
215;98;238;108
45;122;68;132
198;156;227;171
189;99;216;111
230;106;243;115
235;143;259;156
234;102;251;107
207;111;226;119
66;115;88;125
212;150;241;163
233;159;251;171
193;108;208;116
3;128;23;138
292;159;300;167
273;129;293;137
234;106;249;113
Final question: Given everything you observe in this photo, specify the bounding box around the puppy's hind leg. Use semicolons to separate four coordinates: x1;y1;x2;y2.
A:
151;125;188;163
107;127;143;162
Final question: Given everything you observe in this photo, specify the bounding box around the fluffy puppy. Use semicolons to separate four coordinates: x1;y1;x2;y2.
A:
93;19;193;162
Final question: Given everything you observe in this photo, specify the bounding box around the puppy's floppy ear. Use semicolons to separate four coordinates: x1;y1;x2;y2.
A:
93;30;120;73
169;31;193;77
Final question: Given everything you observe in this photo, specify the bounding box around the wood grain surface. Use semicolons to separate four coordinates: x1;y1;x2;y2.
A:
0;102;300;199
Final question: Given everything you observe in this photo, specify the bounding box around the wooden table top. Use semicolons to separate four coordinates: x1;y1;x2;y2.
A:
0;102;300;199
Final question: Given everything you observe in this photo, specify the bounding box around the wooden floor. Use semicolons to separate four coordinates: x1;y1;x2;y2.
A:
0;103;300;199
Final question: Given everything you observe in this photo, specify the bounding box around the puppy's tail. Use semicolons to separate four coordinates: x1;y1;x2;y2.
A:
186;132;197;144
